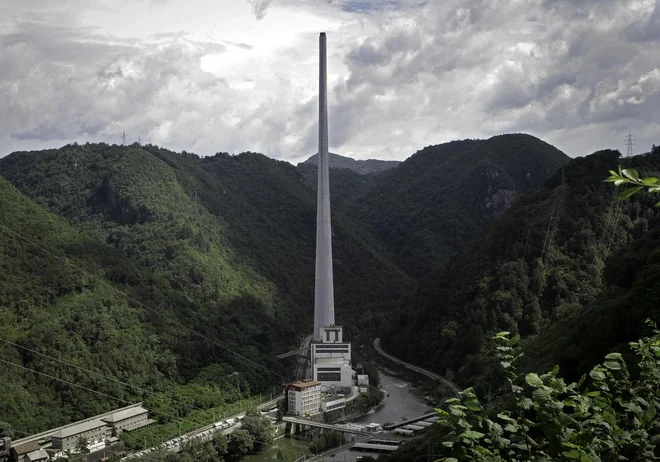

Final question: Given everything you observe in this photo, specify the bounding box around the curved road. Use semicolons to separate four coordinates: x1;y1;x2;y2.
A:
374;338;462;398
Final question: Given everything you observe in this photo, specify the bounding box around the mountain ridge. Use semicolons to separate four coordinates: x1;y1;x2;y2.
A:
343;133;570;280
300;152;400;174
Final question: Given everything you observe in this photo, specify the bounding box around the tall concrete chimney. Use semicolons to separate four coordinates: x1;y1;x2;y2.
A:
313;32;335;341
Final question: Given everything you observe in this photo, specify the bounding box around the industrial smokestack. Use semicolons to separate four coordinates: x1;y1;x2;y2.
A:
313;32;335;341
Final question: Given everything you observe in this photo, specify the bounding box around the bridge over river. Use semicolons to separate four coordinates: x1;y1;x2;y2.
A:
282;417;371;436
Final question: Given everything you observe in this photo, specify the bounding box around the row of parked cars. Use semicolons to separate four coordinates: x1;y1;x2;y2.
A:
127;414;247;459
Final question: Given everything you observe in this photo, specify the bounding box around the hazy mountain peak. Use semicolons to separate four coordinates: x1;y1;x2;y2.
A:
300;152;400;175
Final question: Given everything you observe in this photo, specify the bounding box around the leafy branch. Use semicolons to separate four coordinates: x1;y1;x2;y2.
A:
432;326;660;461
605;166;660;205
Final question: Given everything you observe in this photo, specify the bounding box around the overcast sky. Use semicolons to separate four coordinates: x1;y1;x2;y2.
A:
1;0;659;163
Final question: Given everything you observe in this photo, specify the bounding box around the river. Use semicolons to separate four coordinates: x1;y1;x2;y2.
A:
355;371;432;426
244;370;432;462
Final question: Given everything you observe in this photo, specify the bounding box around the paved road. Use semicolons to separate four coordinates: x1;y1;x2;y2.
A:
373;338;462;398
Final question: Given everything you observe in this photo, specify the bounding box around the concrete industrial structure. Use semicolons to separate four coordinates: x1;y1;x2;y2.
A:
311;326;353;390
10;441;40;462
23;448;48;462
48;405;151;452
313;31;335;341
5;403;152;462
51;419;110;452
311;32;354;392
101;406;152;435
286;379;322;416
321;396;346;412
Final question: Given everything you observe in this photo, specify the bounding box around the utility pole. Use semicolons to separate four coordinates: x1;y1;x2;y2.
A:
625;130;635;157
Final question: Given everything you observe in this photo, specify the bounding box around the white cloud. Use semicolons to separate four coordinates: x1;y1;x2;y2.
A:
1;0;659;162
247;0;274;19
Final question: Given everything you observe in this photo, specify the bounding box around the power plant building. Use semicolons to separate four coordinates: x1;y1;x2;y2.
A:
50;419;110;452
311;326;353;390
101;405;152;435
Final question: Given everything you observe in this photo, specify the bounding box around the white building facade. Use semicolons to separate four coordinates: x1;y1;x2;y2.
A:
286;380;322;416
50;419;110;452
321;396;346;412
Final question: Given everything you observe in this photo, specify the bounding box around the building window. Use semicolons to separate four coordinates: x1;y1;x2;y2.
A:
317;372;341;381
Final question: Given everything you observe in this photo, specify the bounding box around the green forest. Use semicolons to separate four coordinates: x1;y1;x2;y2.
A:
1;134;659;460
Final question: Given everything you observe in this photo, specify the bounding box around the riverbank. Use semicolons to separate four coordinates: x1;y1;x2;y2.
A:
373;338;461;399
249;371;431;462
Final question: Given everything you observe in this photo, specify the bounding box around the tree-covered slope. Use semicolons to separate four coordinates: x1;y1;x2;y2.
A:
344;134;570;280
385;149;660;392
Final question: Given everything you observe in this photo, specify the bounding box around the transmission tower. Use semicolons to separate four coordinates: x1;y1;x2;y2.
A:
625;130;635;157
122;130;126;145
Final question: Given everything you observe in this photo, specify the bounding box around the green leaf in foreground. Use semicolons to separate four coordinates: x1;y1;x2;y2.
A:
618;186;643;200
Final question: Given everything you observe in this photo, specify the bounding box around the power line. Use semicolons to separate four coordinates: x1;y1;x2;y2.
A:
0;362;290;459
0;223;288;381
0;426;162;462
0;423;304;462
0;356;289;454
581;154;631;292
531;169;566;293
0;356;185;424
0;336;208;414
0;352;268;431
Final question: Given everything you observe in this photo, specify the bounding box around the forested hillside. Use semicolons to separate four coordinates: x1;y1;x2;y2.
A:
343;134;569;280
4;135;653;442
385;149;660;392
